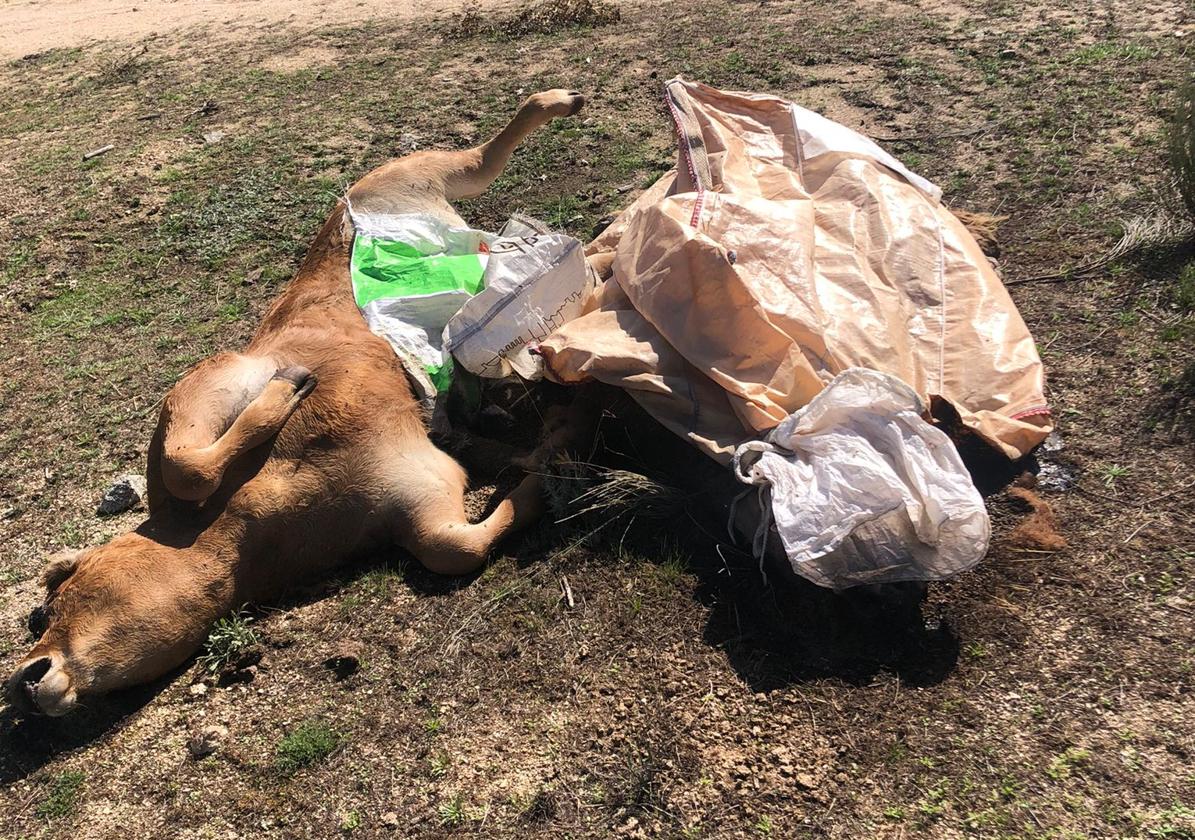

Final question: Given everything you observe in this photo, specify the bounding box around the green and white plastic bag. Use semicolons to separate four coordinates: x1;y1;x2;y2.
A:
349;211;592;403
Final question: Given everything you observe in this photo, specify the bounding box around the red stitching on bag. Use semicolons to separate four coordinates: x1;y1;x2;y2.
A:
664;81;705;229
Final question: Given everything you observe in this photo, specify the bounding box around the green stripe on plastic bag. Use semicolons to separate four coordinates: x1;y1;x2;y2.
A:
350;235;486;307
427;358;454;393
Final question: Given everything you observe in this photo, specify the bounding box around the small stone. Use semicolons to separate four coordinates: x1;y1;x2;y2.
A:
795;773;819;789
96;474;147;516
380;812;400;828
998;48;1017;59
187;724;228;759
202;130;226;145
324;641;363;679
189;682;208;697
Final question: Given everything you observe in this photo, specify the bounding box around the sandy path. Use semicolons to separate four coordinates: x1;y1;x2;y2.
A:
0;0;510;60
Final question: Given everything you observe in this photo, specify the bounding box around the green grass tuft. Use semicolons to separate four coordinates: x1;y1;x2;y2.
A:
438;793;467;826
1175;261;1195;313
36;770;85;819
275;719;342;774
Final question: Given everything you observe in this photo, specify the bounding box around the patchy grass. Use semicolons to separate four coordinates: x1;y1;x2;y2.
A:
35;771;86;819
445;0;621;40
1046;747;1092;781
275;719;342;775
1170;73;1195;219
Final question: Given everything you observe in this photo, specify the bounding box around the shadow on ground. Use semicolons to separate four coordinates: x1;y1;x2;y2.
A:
529;390;966;693
0;672;173;785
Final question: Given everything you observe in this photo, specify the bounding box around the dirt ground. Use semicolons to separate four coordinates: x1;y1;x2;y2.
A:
1;0;1193;838
0;0;505;60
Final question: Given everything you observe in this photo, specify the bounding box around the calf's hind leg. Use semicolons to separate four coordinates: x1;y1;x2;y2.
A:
391;445;543;576
156;353;317;502
346;89;586;218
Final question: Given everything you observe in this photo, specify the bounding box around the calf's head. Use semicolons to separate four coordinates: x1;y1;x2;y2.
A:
6;534;229;716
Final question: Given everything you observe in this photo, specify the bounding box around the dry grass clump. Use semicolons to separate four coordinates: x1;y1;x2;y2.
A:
446;0;621;40
543;459;684;532
1009;213;1195;286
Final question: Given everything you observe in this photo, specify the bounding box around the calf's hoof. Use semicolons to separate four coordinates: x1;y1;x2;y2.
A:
271;366;318;400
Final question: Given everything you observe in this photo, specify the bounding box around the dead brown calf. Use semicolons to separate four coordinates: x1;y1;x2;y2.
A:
5;89;587;716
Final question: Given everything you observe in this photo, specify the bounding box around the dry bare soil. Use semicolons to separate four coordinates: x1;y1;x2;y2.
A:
1;1;1194;838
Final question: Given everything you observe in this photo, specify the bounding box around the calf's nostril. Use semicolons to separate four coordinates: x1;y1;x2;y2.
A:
20;657;52;686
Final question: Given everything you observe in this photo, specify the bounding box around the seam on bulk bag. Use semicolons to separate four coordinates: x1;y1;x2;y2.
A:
787;105;807;182
664;79;708;228
934;212;947;397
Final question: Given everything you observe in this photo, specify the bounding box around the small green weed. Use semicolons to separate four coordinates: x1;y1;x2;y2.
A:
198;609;258;673
429;752;451;778
438;793;466;826
1102;464;1129;487
275;719;341;774
996;775;1022;800
964;641;989;659
917;781;949;818
1047;747;1091;781
36;770;85;819
1143;803;1195;838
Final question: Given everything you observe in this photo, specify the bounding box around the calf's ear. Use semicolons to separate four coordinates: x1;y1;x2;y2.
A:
42;548;86;592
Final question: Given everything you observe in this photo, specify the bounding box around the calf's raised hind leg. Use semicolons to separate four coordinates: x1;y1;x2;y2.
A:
346;89;586;218
156;353;317;502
